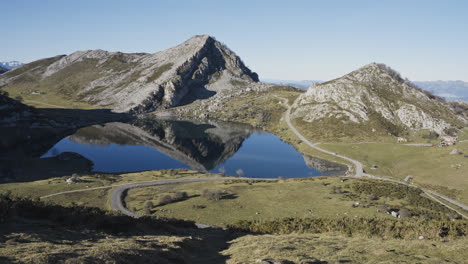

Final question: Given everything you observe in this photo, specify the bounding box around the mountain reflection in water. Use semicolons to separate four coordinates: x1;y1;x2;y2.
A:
41;119;346;178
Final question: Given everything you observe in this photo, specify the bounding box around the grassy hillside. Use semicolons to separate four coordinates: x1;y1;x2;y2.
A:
319;141;468;204
2;59;109;109
167;86;302;130
1;193;466;263
0;193;234;264
224;233;468;264
125;177;458;226
0;169;208;209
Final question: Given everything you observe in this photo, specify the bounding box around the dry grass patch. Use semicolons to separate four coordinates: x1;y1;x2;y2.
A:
223;233;468;264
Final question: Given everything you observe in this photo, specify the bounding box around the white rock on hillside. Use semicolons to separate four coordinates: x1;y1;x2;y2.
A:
292;63;464;134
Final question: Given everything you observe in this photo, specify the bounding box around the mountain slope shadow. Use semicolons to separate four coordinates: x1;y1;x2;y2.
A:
0;194;239;263
0;106;132;182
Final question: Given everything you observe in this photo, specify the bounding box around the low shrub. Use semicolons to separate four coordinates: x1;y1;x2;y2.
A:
330;186;343;194
422;131;439;140
352;180;453;219
144;200;154;209
228;217;467;240
173;192;188;201
202;189;223;201
158;195;173;206
0;193;195;233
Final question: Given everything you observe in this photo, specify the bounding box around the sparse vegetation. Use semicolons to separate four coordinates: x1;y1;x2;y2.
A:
321;142;468;204
2;58;101;109
125;177;459;226
158;195;173;206
158;191;189;206
448;101;468;118
202;189;223;201
223;233;468;264
229;217;467;239
144;200;154;209
147;63;174;83
422;131;440;139
0;193;247;264
375;63;446;103
0;192;194;232
399;208;411;218
353;180;457;220
173;191;188;201
0;169;207;209
203;89;302;130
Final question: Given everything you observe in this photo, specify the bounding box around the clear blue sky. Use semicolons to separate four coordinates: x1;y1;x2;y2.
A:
3;0;467;81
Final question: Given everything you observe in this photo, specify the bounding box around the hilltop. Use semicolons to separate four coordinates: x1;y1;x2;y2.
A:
291;63;467;139
0;35;258;113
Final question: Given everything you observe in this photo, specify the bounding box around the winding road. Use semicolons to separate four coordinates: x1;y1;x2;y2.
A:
278;95;468;218
280;96;364;177
110;178;238;219
40;95;468;220
109;177;276;224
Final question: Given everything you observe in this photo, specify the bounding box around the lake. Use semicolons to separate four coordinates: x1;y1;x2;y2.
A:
40;120;346;178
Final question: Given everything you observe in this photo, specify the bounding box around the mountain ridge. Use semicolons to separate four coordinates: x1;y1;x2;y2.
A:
0;35;259;113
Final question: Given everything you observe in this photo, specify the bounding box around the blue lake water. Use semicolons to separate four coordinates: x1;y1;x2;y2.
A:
41;121;345;178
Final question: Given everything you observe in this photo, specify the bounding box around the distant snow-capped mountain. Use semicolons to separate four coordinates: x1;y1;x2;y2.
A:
0;61;23;70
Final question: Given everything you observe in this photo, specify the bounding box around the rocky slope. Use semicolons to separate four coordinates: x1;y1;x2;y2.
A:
0;35;258;113
292;63;466;135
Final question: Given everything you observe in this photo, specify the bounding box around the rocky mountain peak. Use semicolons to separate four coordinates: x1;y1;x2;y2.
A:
0;35;259;113
320;62;408;88
293;63;466;136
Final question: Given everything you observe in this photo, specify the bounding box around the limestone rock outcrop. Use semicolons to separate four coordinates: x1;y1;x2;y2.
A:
292;63;466;134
